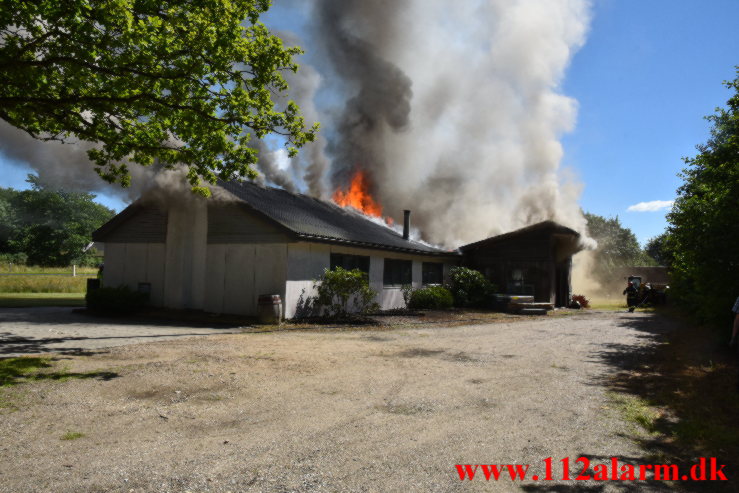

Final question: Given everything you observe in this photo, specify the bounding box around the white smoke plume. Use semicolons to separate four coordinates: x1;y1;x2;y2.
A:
302;0;593;247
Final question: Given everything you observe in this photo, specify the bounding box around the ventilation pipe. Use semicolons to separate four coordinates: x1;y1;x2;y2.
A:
403;210;411;240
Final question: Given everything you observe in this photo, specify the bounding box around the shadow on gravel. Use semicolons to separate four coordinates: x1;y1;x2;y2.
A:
0;356;118;387
0;306;251;329
586;311;739;493
0;331;233;357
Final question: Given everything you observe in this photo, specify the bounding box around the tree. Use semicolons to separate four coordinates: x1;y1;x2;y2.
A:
1;176;115;266
666;68;739;326
644;232;674;267
0;1;317;195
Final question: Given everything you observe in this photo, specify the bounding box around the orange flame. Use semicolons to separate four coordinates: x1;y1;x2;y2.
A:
333;169;384;217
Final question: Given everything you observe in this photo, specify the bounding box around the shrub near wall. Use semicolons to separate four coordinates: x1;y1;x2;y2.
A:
408;286;454;310
86;286;148;314
447;267;496;308
312;267;379;318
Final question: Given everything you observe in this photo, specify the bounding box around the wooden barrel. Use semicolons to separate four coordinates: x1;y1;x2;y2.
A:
257;294;282;324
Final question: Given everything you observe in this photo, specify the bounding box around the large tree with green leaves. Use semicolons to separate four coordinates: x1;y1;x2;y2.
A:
666;68;739;326
644;232;674;267
0;0;317;195
0;176;115;266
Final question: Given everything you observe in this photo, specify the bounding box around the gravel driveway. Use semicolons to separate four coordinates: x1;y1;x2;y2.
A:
0;309;677;492
0;307;244;356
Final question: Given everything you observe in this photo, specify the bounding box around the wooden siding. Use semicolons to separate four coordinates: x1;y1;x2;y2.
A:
463;229;558;304
203;243;288;315
207;204;289;244
102;242;166;305
103;207;167;243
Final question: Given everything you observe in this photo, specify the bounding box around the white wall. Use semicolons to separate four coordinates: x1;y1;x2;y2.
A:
102;203;457;318
101;242;166;305
163;201;208;310
285;242;330;319
203;243;288;316
284;242;456;319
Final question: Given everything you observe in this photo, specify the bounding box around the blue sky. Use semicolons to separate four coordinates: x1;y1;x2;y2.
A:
561;0;739;244
1;0;737;246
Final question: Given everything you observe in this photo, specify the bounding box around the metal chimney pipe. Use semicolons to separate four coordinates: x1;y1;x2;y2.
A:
403;210;411;240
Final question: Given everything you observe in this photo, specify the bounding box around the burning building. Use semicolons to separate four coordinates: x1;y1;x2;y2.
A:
93;179;584;317
460;222;582;308
92;181;458;318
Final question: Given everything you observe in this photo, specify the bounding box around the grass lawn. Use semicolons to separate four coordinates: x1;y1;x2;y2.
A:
589;298;629;310
0;266;96;275
0;266;97;293
0;293;85;308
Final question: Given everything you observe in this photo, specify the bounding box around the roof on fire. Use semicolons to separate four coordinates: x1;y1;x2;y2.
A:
93;180;458;256
218;180;457;256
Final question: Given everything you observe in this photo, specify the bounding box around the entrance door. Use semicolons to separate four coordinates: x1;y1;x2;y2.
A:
555;260;571;307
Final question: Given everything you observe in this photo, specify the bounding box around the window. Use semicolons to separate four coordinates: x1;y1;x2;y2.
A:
330;253;370;275
506;266;535;295
383;258;412;286
422;262;443;285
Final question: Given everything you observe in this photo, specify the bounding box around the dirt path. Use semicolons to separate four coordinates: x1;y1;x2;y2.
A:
0;310;680;492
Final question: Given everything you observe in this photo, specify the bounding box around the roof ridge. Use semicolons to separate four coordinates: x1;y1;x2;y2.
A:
217;179;454;256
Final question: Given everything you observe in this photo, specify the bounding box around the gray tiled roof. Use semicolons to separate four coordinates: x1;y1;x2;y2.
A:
459;220;580;251
220;180;455;256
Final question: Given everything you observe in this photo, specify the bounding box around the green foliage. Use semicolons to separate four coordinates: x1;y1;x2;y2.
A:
584;212;656;283
0;1;317;193
86;285;148;314
313;267;379;318
401;283;413;308
644;232;674;267
446;267;495;308
408;286;454;310
666;68;739;327
0;176;114;266
0;252;28;265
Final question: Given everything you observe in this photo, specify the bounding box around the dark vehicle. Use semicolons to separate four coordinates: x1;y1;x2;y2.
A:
625;275;669;309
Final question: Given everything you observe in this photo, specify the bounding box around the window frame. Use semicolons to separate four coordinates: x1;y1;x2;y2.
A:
329;253;370;276
383;258;412;287
421;262;444;286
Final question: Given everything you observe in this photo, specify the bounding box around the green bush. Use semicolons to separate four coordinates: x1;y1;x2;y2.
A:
447;266;496;308
0;252;28;265
86;286;148;314
313;267;379;318
408;286;454;310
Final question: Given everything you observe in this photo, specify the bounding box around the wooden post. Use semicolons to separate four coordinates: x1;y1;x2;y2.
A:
72;265;77;277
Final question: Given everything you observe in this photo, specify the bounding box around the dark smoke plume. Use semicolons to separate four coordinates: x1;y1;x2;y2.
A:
0;0;595;250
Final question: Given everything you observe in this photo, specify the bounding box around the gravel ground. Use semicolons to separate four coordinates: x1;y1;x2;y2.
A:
0;307;244;356
0;309;680;492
